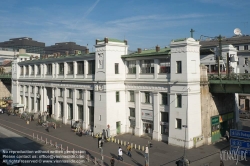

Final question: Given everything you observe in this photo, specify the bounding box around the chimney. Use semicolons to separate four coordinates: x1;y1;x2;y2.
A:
138;48;142;54
57;52;60;57
156;45;160;52
104;37;108;43
65;51;69;56
124;40;128;45
85;48;89;54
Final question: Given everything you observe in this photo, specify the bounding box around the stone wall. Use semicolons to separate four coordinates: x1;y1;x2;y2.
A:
0;80;11;99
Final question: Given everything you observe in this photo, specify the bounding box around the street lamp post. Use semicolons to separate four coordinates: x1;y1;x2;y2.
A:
182;125;188;166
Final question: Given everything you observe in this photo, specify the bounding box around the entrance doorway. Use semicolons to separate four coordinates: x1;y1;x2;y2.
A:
245;99;249;111
143;120;153;136
116;121;121;134
47;105;52;117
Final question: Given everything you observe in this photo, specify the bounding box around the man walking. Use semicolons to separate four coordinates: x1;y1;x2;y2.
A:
110;157;115;166
118;147;123;161
127;143;132;157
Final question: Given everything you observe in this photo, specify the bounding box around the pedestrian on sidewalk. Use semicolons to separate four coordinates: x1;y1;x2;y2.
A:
220;160;224;166
46;124;50;132
118;147;123;161
145;145;149;159
110;156;115;166
127;143;132;157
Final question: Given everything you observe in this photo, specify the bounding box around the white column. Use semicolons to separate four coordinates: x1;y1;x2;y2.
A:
154;59;159;79
135;90;142;136
63;88;67;124
73;61;77;78
34;65;37;78
52;88;55;115
40;86;44;112
84;60;88;78
28;86;31;112
153;92;160;141
83;89;88;129
34;86;37;112
55;63;58;78
73;88;77;120
52;63;55;78
55;88;59;118
136;60;140;79
43;64;46;78
64;62;67;79
44;87;47;113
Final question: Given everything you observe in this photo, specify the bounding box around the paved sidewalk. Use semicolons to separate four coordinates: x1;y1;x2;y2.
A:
0;114;249;166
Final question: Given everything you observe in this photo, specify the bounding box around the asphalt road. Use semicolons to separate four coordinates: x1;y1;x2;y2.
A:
0;126;86;166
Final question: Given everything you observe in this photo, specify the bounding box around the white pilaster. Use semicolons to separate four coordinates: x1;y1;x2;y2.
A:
136;60;140;79
84;60;87;78
55;88;59;118
83;89;88;129
73;88;77;120
63;88;67;123
40;87;44;112
52;88;55;115
154;59;159;79
135;90;142;136
153;92;160;141
64;62;67;79
73;61;76;79
28;85;31;112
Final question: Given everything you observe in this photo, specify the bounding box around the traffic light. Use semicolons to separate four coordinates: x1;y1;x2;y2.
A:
98;138;103;148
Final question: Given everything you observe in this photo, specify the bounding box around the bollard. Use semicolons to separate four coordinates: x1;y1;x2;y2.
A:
54;123;56;129
87;154;90;162
130;143;133;148
33;133;35;139
134;144;136;149
55;142;58;148
118;139;119;144
60;144;63;150
142;146;145;152
94;157;97;165
121;140;123;145
124;141;126;146
36;134;38;140
73;149;75;155
46;138;47;144
50;140;52;146
41;136;43;142
114;139;116;143
138;145;140;150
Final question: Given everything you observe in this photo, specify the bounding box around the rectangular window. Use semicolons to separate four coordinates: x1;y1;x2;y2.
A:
244;45;248;50
31;98;34;110
245;58;248;66
235;46;239;50
37;65;40;75
116;91;120;102
78;90;83;99
141;60;154;74
176;94;182;108
161;112;169;135
59;63;64;74
31;86;34;93
68;103;73;120
59;88;63;97
68;89;73;98
145;92;150;103
161;93;168;105
37;99;40;112
31;65;34;75
176;61;182;73
176;118;182;129
88;60;95;74
89;90;94;101
159;58;170;73
130;108;135;117
25;86;28;92
20;86;23;92
129;108;136;128
20;96;23;104
59;102;63;118
67;62;74;74
128;61;136;74
129;91;134;102
78;105;83;120
47;64;52;75
115;63;119;74
77;61;84;74
161;112;169;122
20;66;24;75
26;66;29;75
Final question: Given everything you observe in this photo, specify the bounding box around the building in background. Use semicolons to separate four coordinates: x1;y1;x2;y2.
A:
45;42;87;55
0;37;45;55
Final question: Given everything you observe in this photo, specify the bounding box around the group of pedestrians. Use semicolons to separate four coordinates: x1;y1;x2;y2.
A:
110;143;148;165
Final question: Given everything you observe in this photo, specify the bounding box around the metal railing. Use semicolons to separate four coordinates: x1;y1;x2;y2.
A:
208;73;250;81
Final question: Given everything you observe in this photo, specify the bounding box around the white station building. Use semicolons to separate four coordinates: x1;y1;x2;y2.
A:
11;37;205;148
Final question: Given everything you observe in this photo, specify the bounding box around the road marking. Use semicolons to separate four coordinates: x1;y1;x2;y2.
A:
0;119;133;166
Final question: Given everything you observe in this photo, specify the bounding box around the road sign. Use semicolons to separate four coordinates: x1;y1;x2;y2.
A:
230;129;250;140
230;138;250;149
230;147;250;157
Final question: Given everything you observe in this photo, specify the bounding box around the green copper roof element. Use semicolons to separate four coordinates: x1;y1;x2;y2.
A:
172;38;186;42
121;48;171;58
98;38;125;43
19;54;32;57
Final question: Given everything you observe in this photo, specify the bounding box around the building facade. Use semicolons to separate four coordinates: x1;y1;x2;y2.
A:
0;37;45;55
45;42;87;55
12;37;226;149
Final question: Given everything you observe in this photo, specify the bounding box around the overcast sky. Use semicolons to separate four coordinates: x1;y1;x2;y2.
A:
0;0;249;51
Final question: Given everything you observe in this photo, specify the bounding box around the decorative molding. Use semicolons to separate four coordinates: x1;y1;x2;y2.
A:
18;82;93;89
126;84;168;91
171;46;199;53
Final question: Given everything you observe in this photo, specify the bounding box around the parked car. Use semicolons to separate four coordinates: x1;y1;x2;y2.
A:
0;149;21;166
239;112;250;119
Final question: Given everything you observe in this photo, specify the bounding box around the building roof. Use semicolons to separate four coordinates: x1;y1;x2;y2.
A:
122;47;170;58
98;38;125;43
200;35;250;48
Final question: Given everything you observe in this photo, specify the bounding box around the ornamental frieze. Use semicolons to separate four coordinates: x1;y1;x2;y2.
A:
125;84;168;91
